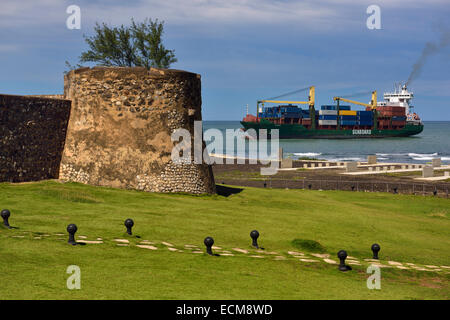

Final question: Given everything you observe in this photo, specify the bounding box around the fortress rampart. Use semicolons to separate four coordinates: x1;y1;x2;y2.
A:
0;94;71;182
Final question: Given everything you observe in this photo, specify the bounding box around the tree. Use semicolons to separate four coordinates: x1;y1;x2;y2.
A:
78;18;177;69
131;18;177;69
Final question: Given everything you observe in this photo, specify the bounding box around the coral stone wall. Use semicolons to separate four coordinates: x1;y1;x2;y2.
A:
60;66;215;194
0;94;71;182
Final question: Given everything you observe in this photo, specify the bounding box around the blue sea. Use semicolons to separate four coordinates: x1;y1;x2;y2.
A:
202;121;450;164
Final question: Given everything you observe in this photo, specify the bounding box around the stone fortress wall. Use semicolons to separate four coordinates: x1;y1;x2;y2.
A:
0;94;71;182
1;67;215;194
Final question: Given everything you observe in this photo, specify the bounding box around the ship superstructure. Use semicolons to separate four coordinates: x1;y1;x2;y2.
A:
378;84;421;124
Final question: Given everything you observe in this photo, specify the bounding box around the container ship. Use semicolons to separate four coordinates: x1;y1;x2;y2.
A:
241;84;423;139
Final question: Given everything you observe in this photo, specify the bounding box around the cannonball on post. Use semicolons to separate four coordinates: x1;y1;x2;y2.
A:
250;230;260;249
371;243;380;259
337;250;352;271
1;209;11;229
67;224;78;245
204;236;214;255
124;218;134;235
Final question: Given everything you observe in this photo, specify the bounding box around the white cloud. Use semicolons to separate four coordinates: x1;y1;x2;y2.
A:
0;0;446;32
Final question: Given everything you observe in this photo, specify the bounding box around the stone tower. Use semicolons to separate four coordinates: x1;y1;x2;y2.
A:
60;66;215;194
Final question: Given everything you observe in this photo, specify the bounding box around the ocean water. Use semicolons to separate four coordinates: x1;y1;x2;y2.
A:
202;121;450;164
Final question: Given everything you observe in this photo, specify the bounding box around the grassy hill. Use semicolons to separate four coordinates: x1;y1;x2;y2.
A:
0;180;448;299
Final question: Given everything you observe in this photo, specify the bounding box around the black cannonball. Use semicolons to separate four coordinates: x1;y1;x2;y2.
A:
204;236;214;247
337;250;347;260
371;243;380;253
124;218;134;228
250;230;259;240
1;209;10;219
67;224;78;234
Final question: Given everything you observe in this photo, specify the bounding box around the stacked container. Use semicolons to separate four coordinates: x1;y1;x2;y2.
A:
301;118;312;125
260;105;313;122
377;106;406;127
392;115;407;126
320;105;351;111
357;110;373;126
318;106;337;126
338;110;356;126
377;106;405;117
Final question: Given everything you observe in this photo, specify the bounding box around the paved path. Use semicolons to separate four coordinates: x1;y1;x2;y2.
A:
2;229;449;275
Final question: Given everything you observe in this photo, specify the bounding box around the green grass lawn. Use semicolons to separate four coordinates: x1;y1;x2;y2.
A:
0;180;449;300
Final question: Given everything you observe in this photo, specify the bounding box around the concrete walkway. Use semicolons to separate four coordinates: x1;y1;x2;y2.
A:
342;165;450;176
414;175;450;181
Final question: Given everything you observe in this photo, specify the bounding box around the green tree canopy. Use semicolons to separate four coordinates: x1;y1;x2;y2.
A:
79;18;177;69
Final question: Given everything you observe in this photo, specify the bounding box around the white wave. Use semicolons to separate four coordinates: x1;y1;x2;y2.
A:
441;157;450;161
327;157;364;162
293;152;322;157
408;153;438;158
411;157;434;161
377;157;388;160
376;153;408;156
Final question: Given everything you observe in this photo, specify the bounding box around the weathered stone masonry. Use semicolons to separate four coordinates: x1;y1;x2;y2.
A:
0;94;71;182
60;67;215;194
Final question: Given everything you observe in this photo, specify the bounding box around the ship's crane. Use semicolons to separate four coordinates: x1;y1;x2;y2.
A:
333;91;377;109
333;90;378;130
257;86;315;110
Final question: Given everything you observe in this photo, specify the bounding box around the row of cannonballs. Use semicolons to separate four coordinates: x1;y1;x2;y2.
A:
2;209;380;272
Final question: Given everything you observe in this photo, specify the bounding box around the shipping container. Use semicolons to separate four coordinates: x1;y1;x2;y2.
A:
285;113;302;119
319;115;338;120
358;113;374;118
319;110;338;115
340;120;357;126
339;115;357;121
392;120;406;126
301;119;312;125
318;120;337;126
376;106;406;117
357;111;373;117
378;106;405;112
339;110;357;116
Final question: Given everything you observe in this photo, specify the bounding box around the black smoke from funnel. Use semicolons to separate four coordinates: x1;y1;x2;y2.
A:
406;27;450;86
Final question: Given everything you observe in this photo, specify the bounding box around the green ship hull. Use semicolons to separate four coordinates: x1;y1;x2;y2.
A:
241;120;424;139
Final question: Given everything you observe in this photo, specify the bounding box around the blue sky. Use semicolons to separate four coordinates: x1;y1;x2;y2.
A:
1;0;449;120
